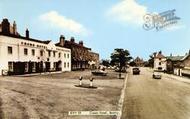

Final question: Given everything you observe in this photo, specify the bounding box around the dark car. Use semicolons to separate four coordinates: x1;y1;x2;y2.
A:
132;68;140;75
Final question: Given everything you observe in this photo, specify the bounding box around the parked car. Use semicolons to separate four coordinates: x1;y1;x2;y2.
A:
152;71;162;79
91;70;107;76
132;67;140;75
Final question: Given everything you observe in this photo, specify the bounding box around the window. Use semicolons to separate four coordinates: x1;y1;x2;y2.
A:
40;50;43;56
67;54;69;58
58;52;61;58
48;51;51;57
64;53;66;58
8;62;13;71
53;62;56;69
25;62;28;72
67;62;69;68
64;62;66;68
32;49;35;56
8;46;13;54
159;58;161;60
32;63;36;72
159;62;161;65
24;48;28;55
53;51;56;57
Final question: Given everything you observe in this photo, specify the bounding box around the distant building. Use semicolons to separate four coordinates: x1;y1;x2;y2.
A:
134;57;144;67
89;51;99;69
166;51;190;76
0;18;71;75
153;51;167;71
56;36;99;70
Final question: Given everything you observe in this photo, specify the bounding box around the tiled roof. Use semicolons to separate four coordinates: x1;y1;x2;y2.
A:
167;56;184;61
56;40;91;50
155;53;165;59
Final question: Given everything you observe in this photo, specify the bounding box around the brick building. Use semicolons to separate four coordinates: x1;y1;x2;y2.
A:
134;56;144;67
89;51;99;69
167;51;190;76
56;35;99;70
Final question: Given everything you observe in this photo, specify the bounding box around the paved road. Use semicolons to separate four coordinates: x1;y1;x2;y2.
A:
121;68;190;119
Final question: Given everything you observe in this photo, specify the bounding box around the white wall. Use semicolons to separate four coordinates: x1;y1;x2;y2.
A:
154;58;167;71
0;35;71;75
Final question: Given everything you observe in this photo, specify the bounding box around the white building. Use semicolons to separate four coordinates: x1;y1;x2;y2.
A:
153;51;167;71
0;18;71;75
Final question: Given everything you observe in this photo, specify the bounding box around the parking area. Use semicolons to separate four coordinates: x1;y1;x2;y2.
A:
0;70;125;119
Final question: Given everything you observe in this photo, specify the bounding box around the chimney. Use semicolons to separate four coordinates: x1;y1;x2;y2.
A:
13;21;17;35
79;41;83;46
26;29;29;38
70;37;75;42
153;52;156;58
2;18;10;35
59;35;65;46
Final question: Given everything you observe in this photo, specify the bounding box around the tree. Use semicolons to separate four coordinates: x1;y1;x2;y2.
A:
129;61;136;67
101;59;110;67
148;52;156;68
110;48;132;78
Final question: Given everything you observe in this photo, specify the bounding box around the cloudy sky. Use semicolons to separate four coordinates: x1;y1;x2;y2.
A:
0;0;190;60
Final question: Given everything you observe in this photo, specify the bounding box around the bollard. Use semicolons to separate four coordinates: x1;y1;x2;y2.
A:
90;77;94;87
79;76;83;86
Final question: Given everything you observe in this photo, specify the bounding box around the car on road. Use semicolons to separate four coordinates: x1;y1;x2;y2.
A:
132;67;140;75
152;71;162;79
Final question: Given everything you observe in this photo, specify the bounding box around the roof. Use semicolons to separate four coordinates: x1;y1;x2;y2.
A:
155;52;165;59
0;33;51;44
56;40;91;50
167;56;184;61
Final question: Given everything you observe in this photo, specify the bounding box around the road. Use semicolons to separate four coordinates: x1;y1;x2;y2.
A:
121;68;190;119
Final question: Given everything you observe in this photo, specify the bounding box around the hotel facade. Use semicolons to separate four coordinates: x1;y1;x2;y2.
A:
0;18;71;75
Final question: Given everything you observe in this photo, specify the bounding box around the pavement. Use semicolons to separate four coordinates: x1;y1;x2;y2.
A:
121;67;190;119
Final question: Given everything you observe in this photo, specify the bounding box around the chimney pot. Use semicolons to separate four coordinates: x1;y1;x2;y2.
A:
70;37;75;42
26;29;29;38
2;18;10;35
79;41;83;46
59;35;65;46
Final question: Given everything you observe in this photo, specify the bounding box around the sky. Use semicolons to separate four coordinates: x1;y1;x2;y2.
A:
0;0;190;61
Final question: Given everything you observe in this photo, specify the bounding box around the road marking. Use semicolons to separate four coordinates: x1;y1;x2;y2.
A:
117;73;129;119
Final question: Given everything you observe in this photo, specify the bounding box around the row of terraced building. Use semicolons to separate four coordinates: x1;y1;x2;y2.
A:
0;18;99;75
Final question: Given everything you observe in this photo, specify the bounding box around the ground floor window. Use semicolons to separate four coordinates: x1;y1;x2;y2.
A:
53;62;56;70
8;62;13;72
64;62;66;68
25;62;29;72
67;62;69;68
32;62;36;72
